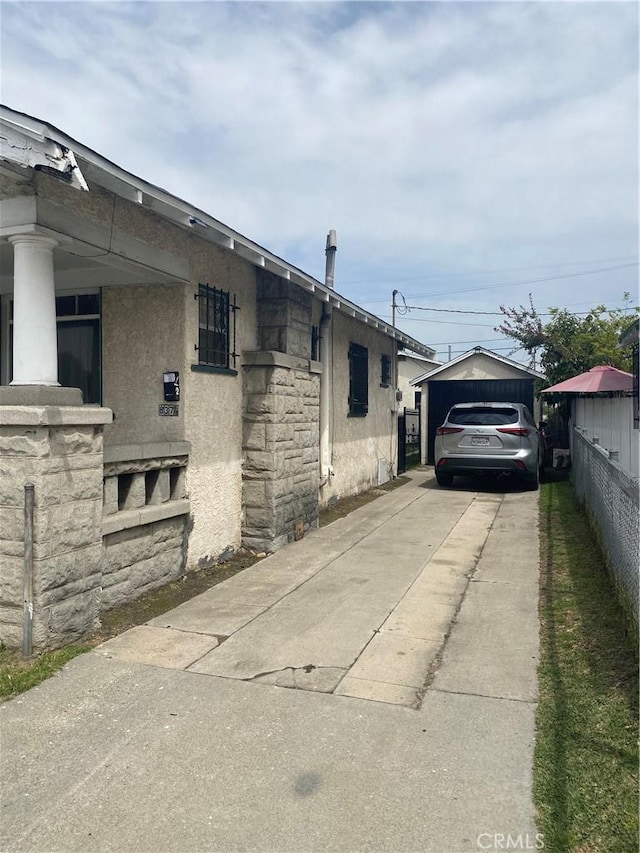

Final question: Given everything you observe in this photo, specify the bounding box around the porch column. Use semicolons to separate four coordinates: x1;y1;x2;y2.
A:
9;234;59;386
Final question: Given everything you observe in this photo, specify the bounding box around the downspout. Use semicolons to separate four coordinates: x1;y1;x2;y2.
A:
319;230;336;488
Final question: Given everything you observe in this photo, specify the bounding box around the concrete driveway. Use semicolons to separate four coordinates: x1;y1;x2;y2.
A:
0;469;541;852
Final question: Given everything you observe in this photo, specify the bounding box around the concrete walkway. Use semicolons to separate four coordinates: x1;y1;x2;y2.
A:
0;469;541;853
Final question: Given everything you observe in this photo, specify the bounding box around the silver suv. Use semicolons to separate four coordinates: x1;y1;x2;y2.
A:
434;402;543;490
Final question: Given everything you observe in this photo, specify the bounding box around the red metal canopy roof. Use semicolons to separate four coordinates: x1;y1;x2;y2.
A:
541;365;634;394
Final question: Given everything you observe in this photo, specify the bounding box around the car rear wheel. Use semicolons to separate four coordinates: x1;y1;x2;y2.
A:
435;469;453;487
524;469;539;491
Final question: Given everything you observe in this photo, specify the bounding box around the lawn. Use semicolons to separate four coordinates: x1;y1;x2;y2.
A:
535;478;638;853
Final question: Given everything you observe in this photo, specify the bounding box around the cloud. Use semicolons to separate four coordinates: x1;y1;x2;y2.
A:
1;1;637;356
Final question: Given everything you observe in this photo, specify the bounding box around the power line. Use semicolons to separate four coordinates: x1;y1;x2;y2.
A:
361;262;638;303
436;345;527;356
342;255;639;286
402;304;630;317
408;263;638;300
428;337;508;345
384;317;500;329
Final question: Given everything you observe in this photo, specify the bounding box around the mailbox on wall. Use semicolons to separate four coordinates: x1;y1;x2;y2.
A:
163;371;180;402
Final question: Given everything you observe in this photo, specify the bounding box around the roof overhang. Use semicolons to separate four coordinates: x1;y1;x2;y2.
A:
0;105;436;359
410;346;545;385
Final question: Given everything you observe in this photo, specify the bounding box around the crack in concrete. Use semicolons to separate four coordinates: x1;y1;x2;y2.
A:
248;664;348;694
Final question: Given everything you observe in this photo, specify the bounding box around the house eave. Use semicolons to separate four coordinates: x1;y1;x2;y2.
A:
0;105;436;360
409;346;546;385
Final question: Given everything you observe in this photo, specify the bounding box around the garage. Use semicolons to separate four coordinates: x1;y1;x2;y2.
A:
411;347;545;464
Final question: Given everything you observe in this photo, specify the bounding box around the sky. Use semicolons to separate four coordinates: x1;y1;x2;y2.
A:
1;1;638;363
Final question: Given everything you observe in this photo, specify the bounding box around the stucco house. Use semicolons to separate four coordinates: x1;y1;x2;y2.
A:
410;346;545;465
396;349;441;410
0;105;435;648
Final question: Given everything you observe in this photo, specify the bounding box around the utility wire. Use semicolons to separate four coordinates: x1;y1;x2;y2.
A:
385;317;501;327
402;305;629;317
413;262;638;299
364;262;638;303
344;255;638;287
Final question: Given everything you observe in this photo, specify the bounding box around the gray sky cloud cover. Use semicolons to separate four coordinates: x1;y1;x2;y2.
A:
2;1;638;362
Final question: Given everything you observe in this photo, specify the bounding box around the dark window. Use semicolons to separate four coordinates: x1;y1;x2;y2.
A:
380;354;391;387
6;292;101;403
349;342;368;416
448;406;519;426
56;293;101;404
414;390;422;409
55;295;76;317
57;319;101;404
197;284;236;369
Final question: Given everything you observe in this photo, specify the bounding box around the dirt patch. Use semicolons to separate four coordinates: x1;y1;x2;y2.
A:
89;474;413;646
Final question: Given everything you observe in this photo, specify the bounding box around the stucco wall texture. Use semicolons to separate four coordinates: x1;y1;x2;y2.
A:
102;283;187;447
431;353;528;381
184;245;258;568
54;173;263;569
9;172;421;575
323;312;398;504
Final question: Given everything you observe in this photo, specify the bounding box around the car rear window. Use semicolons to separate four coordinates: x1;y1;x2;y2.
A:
448;406;519;426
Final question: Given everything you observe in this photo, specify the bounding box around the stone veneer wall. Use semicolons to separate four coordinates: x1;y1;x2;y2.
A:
102;516;188;610
242;270;320;552
101;447;190;611
242;357;320;552
0;406;111;649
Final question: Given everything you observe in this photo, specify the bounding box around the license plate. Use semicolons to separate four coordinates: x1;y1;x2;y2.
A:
471;436;490;446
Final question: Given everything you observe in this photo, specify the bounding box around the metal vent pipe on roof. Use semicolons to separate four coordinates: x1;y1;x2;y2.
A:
325;230;337;289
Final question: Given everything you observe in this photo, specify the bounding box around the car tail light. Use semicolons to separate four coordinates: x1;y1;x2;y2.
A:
436;426;464;435
496;427;530;436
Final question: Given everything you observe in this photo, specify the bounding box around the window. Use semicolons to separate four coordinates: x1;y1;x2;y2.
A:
448;406;519;426
311;325;320;361
380;354;391;387
56;293;101;404
349;342;368;416
3;291;101;403
196;284;237;370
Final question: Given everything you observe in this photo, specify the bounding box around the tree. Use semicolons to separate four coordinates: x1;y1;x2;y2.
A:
496;293;639;387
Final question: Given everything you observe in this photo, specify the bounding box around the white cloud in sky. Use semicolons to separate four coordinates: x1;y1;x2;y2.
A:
1;1;637;358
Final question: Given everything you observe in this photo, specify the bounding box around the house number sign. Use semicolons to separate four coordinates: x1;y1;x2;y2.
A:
159;404;179;417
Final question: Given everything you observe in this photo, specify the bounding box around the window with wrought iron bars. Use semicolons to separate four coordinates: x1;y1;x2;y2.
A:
349;342;368;416
195;284;238;370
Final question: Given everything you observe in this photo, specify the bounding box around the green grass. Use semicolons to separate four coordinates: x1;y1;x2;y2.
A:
535;479;638;853
0;644;91;701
